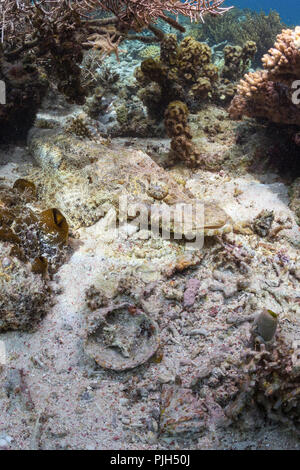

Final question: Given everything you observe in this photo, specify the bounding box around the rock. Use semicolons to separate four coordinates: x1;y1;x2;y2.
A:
157;372;174;384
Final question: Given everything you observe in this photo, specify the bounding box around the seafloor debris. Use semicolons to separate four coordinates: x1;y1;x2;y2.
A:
252;210;274;237
160;385;208;436
183;278;201;308
2;367;35;412
0;242;51;331
225;336;300;436
84;303;160;371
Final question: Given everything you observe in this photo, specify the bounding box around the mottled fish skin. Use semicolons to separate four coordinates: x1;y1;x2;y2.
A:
150;201;232;238
28;130;233;236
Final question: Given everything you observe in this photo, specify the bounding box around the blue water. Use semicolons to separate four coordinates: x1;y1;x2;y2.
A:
227;0;300;25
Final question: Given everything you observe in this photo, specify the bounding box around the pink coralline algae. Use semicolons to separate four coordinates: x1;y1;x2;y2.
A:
183;278;201;308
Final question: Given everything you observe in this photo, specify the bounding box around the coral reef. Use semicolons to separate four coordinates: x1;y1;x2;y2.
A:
0;1;231;98
135;32;256;141
1;97;300;447
0;0;232;141
190;8;286;66
2;1;300;452
229;27;300;128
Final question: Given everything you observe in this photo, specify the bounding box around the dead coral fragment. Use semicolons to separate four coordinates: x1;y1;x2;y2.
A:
84;303;160;371
160;385;207;436
253;210;274;237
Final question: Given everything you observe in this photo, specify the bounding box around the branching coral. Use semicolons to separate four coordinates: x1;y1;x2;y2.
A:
229;27;300;127
80;1;233;30
0;1;232;48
